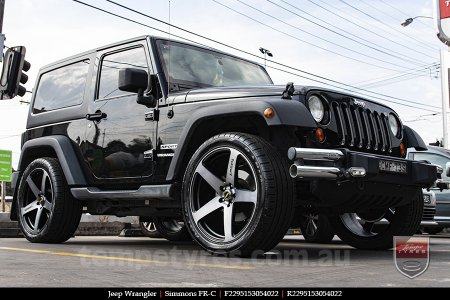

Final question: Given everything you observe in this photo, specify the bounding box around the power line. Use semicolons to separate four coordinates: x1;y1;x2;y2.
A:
356;64;439;88
72;0;441;112
354;63;439;86
362;73;430;89
338;0;438;52
234;0;429;71
213;0;408;72
307;0;437;60
271;0;432;67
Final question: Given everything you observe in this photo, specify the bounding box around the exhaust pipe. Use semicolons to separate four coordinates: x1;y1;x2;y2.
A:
289;164;341;179
288;148;344;161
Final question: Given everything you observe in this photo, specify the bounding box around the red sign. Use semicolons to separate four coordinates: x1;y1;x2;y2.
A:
441;0;450;19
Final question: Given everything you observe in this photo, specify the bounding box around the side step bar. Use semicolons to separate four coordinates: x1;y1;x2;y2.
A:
71;184;174;201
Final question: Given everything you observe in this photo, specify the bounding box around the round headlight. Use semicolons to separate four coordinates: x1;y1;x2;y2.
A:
388;114;400;136
308;95;325;123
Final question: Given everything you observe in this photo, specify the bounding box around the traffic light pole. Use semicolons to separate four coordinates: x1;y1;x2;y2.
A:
440;49;450;149
0;0;5;33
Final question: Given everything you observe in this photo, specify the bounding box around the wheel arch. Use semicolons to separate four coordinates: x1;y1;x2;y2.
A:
10;136;87;221
166;100;314;182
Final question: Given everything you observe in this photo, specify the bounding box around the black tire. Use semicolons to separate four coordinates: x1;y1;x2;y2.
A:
153;217;191;241
139;217;162;238
329;190;424;250
300;213;335;243
182;132;295;256
17;157;82;243
423;226;444;235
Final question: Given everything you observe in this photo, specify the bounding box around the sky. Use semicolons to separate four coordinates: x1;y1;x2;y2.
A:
0;0;446;168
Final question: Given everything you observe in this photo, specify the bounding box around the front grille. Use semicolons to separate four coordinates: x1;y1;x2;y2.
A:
332;102;392;153
422;206;436;221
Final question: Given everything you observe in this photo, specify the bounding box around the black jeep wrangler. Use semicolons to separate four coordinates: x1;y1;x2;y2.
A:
9;36;439;256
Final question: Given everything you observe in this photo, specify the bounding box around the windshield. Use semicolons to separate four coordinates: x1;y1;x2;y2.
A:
156;40;273;90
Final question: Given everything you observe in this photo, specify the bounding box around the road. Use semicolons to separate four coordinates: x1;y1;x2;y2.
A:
0;235;449;287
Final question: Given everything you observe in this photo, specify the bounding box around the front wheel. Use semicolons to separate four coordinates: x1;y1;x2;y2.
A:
329;190;423;250
182;133;294;256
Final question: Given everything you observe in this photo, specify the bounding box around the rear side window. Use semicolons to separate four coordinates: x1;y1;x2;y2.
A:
97;47;148;100
33;60;89;114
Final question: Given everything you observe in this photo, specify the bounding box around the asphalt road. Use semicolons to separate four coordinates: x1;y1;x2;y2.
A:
0;234;449;287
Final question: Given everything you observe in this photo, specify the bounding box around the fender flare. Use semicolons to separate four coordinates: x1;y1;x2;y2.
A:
166;99;316;181
11;135;87;221
17;135;87;185
403;126;427;151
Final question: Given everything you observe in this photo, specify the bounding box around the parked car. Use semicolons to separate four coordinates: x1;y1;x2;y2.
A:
408;146;450;234
4;36;440;256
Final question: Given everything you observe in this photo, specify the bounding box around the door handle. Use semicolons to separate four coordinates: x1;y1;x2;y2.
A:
86;111;107;121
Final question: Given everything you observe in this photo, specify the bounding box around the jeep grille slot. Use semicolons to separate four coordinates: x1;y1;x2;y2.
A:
332;102;392;153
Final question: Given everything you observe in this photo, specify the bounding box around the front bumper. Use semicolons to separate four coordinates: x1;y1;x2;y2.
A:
288;148;439;211
288;148;437;187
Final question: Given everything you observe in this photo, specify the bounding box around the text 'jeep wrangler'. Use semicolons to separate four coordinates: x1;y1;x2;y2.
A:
10;36;439;256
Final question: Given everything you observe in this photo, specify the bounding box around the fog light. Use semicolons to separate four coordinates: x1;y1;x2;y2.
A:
264;108;275;119
315;128;325;143
399;142;406;157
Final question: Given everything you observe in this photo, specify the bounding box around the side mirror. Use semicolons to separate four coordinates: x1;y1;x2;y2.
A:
446;162;450;177
118;68;156;108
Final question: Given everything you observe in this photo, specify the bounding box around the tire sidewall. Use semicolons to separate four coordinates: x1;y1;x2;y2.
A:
329;190;423;249
182;134;269;253
17;159;59;241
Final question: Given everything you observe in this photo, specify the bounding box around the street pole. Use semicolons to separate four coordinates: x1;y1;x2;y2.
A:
440;48;449;148
0;0;5;33
1;181;5;212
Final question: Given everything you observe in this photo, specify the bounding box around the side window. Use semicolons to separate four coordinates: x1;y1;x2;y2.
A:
97;47;148;100
33;60;89;113
413;153;450;180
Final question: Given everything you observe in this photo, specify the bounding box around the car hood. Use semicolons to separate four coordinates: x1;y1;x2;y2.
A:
178;85;391;110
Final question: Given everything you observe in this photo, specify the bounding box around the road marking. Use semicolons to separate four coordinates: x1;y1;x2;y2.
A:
0;246;255;270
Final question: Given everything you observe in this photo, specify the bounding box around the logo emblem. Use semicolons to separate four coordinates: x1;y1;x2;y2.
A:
394;236;430;279
353;99;366;108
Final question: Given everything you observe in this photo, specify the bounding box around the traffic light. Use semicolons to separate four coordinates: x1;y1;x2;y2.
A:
0;46;30;99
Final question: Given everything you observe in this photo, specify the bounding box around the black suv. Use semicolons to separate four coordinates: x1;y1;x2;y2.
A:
9;36;439;256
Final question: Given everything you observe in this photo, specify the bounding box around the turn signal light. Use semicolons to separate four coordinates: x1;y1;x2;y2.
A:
315;128;325;143
264;108;275;119
399;142;406;157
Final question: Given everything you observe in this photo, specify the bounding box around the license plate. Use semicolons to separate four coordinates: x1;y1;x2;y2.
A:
378;160;407;174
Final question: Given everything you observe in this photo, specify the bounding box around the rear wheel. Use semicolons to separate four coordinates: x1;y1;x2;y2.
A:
423;226;444;235
329;190;423;250
299;212;335;243
17;158;82;243
182;133;294;256
153;217;191;241
139;217;161;238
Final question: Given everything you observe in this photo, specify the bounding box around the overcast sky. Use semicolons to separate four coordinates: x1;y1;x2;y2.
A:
0;0;445;168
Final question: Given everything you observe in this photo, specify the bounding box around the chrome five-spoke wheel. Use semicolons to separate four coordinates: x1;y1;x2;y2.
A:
182;133;294;256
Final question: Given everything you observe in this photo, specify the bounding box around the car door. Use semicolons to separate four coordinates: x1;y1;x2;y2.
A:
84;42;156;185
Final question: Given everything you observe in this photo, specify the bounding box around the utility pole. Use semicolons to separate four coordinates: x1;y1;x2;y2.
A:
0;0;5;33
440;49;449;148
0;0;5;62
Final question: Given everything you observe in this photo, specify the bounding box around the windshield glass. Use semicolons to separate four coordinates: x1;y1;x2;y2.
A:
156;40;272;89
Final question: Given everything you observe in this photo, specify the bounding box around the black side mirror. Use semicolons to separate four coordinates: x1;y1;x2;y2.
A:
118;68;157;108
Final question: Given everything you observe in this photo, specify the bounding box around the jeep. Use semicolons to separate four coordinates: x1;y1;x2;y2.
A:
9;36;440;256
